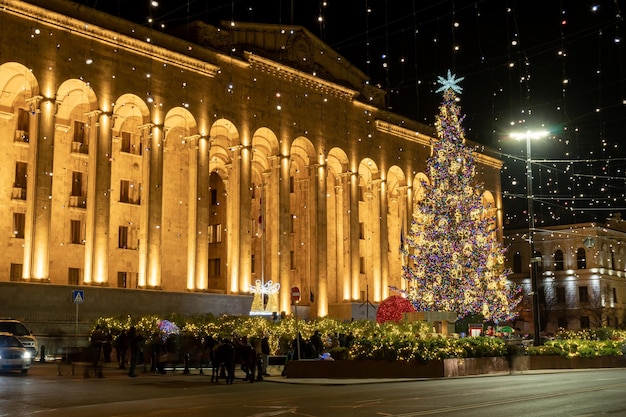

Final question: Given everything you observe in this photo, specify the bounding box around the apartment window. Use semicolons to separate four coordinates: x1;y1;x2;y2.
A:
120;131;142;155
10;264;22;282
13;213;25;238
15;108;29;143
553;249;564;271
70;220;82;244
579;286;589;303
208;258;221;277
117;272;127;288
13;162;27;200
513;252;522;273
359;222;365;240
290;251;295;270
68;268;81;285
580;316;590;329
72;121;88;154
576;248;586;269
208;224;222;244
611;251;616;270
71;171;83;197
119;226;128;249
360;256;366;274
613;287;618;303
120;180;141;205
556;287;566;303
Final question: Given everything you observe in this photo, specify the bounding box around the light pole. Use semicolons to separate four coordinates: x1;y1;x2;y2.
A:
511;130;548;347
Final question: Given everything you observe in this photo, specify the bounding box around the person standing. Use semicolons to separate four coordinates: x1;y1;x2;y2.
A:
127;326;143;377
89;325;105;376
261;334;271;377
115;329;128;369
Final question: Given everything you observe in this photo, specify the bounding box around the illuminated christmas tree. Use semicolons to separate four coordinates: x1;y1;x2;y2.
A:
400;71;521;322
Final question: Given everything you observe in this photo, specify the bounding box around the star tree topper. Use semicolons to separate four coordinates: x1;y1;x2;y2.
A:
436;70;464;94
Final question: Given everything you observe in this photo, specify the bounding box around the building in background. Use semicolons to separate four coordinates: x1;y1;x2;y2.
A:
0;0;503;320
505;215;626;333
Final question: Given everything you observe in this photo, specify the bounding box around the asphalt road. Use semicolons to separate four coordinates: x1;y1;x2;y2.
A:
1;363;625;417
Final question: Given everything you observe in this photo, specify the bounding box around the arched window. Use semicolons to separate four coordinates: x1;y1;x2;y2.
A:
554;250;564;271
576;248;586;269
513;252;522;273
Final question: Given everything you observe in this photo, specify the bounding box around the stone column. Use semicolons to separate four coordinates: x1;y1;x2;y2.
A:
349;172;360;301
194;135;209;290
379;179;389;300
85;110;112;285
279;155;291;314
25;96;54;281
145;124;164;288
314;163;328;316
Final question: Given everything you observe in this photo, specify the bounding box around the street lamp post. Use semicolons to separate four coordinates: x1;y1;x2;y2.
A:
512;130;548;347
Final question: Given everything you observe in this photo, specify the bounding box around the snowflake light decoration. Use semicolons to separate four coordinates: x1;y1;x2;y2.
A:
436;69;464;94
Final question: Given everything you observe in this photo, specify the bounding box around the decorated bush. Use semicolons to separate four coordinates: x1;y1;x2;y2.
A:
376;295;416;323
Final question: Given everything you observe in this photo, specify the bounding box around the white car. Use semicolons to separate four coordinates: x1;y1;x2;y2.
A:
0;332;32;374
0;320;38;358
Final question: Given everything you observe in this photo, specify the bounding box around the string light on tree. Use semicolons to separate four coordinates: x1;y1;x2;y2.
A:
396;71;521;323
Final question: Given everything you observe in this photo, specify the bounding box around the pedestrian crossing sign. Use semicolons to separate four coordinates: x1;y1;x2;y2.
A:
72;290;84;304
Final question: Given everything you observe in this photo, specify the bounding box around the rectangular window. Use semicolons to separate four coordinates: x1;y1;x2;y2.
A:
289;176;295;193
613;287;618;303
580;316;590;329
215;224;222;243
68;268;81;285
13;162;27;200
290;251;295;270
13;213;25;239
251;255;255;274
556;287;566;303
210;188;218;205
117;272;127;288
120;131;142;155
72;121;88;154
360;256;366;274
15;108;29;142
70;220;82;244
579;286;589;303
120;180;141;205
207;225;214;244
71;171;83;197
10;264;22;282
359;222;365;240
14;162;28;189
119;226;128;249
208;258;221;277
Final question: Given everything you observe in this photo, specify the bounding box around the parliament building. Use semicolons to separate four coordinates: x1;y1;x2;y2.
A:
0;0;504;320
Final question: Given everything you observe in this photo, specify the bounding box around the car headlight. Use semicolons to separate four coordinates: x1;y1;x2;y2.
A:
23;352;31;360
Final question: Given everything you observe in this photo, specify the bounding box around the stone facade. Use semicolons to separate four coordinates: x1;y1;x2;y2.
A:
504;216;626;332
0;0;504;320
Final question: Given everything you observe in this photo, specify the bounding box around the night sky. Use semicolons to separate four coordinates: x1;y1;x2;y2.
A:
67;0;625;226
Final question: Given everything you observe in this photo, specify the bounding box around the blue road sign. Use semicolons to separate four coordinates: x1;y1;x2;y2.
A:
72;290;84;304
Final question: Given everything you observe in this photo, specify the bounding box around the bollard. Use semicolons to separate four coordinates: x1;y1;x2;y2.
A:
39;345;46;363
183;353;190;374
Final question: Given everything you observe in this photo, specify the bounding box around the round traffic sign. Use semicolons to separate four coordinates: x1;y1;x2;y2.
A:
291;286;301;303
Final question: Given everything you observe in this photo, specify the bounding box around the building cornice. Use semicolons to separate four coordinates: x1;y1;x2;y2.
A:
2;0;219;77
245;52;359;101
374;120;432;147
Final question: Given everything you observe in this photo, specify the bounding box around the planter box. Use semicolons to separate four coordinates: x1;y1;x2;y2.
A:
284;355;626;379
528;355;626;370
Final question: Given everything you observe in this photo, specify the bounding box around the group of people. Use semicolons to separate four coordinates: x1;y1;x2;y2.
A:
89;326;145;377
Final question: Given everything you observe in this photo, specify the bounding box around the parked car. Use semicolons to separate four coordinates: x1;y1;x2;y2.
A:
0;332;32;374
0;319;38;357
